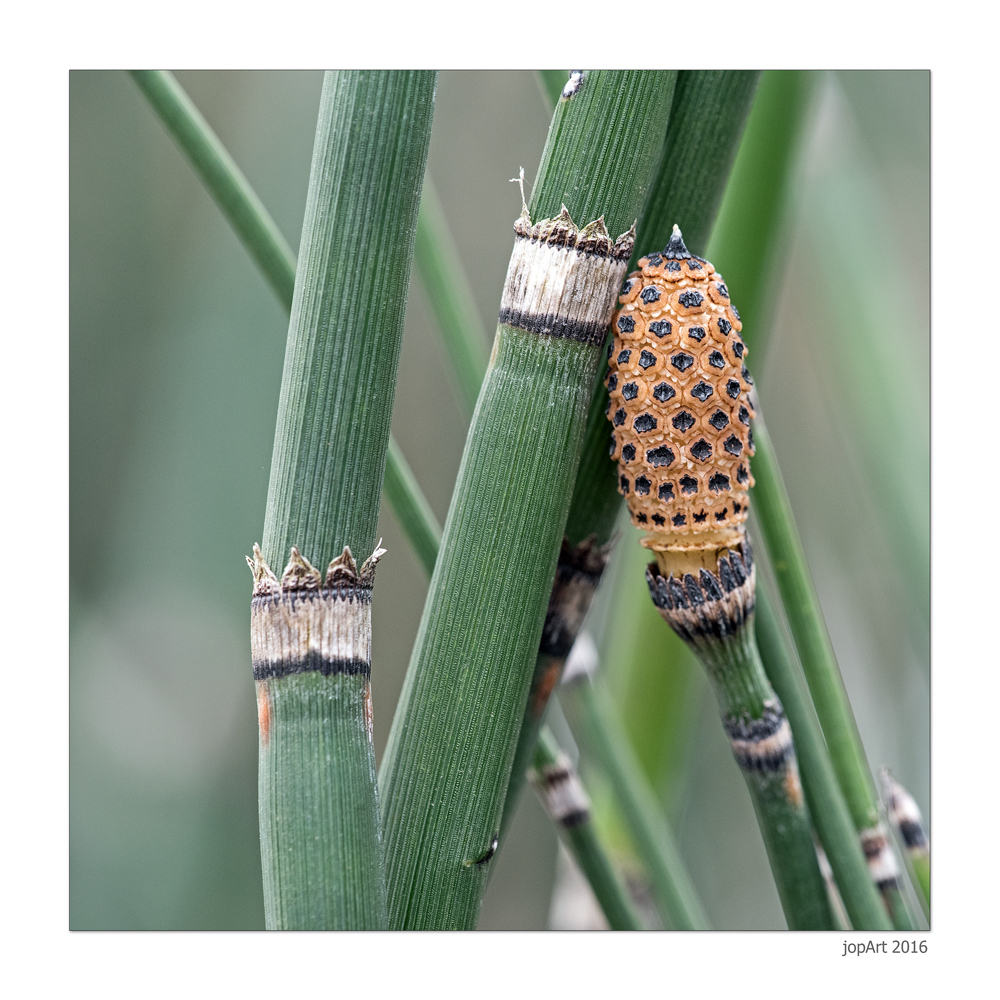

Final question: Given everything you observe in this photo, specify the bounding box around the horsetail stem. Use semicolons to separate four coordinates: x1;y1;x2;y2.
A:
756;584;893;929
253;70;436;928
706;70;817;354
559;635;709;930
529;726;643;930
751;412;914;929
503;72;759;840
378;71;676;930
880;769;930;914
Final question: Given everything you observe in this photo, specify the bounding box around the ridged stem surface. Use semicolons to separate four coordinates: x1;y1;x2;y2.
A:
257;70;436;929
380;330;605;929
706;70;816;356
683;621;834;930
379;70;676;930
263;71;437;567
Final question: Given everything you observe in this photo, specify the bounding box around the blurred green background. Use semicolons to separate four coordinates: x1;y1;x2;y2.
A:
69;70;928;930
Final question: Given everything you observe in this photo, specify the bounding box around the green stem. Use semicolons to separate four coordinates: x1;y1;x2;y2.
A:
255;70;436;929
414;176;490;415
530;726;643;930
756;584;892;929
496;73;758;913
383;436;442;577
751;415;877;832
130;70;297;305
379;71;677;930
132;68;442;578
637;70;761;260
706;70;817;355
665;603;834;930
751;412;914;930
560;674;709;930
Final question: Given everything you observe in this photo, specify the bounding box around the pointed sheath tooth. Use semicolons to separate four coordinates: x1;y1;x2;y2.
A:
700;568;724;602
281;546;322;590
613;222;637;261
247;543;281;596
326;545;359;586
658;576;672;610
668;576;688;609
741;536;754;571
730;551;747;587
683;573;705;606
645;564;659;600
359;540;388;586
580;215;610;243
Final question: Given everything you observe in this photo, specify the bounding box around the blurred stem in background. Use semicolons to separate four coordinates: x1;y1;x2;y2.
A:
379;70;677;931
560;641;709;930
755;584;892;929
801;96;929;669
529;726;643;930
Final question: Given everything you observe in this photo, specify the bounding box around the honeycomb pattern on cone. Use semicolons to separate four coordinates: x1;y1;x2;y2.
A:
606;226;755;538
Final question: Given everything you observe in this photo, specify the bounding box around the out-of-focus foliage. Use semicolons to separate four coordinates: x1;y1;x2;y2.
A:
70;71;928;930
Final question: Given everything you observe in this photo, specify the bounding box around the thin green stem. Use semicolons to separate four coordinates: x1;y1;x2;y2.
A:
414;176;490;415
530;726;643;930
670;609;834;930
130;70;297;305
752;412;915;930
756;584;892;929
560;675;709;930
383;436;442;577
131;68;441;576
751;415;878;831
706;70;817;355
